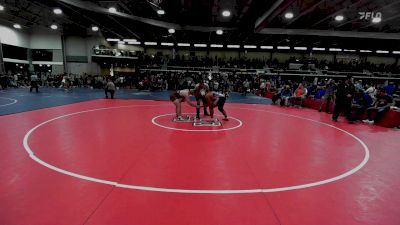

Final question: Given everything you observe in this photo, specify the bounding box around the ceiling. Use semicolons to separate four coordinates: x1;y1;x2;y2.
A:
0;0;400;49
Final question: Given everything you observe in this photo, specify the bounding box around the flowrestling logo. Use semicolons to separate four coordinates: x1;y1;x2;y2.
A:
359;12;382;21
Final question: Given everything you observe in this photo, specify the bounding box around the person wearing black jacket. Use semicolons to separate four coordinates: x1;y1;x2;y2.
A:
332;75;355;122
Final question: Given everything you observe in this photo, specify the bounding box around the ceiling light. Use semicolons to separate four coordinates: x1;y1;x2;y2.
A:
128;41;141;45
372;17;382;23
53;8;62;15
335;15;344;21
329;48;342;52
177;43;190;47
284;12;294;19
294;47;307;50
168;28;175;34
161;42;174;46
194;44;207;47
50;24;58;30
0;5;4;11
109;7;117;13
393;51;400;54
157;9;165;15
47;64;51;67
13;24;21;29
210;44;223;48
312;47;325;51
118;41;125;44
107;38;120;42
39;64;42;67
222;10;231;17
144;42;157;45
260;46;273;49
244;45;257;49
91;26;99;32
376;50;389;54
216;30;223;35
227;45;240;48
277;46;290;50
344;49;356;52
360;50;372;53
123;39;137;42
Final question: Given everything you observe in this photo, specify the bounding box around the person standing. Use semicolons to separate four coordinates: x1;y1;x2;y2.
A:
30;73;39;93
332;75;355;122
194;80;210;119
319;79;335;113
105;78;116;99
242;79;250;96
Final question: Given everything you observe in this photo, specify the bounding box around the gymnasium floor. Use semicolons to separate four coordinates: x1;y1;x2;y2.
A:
1;88;399;225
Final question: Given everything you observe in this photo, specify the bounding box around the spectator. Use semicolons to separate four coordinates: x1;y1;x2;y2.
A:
365;83;377;104
384;82;397;96
351;89;373;122
105;78;116;99
30;73;39;93
242;79;250;96
354;80;363;91
363;89;393;125
289;83;308;107
319;79;335;113
273;85;292;106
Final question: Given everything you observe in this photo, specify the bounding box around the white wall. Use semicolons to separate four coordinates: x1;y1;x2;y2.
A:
64;36;144;75
65;36;87;56
52;49;63;62
66;62;100;75
0;24;30;48
30;29;62;50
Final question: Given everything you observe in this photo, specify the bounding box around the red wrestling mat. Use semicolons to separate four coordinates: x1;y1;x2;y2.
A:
1;99;399;225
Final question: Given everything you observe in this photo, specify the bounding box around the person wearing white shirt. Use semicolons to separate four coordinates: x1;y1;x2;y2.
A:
30;74;39;93
105;78;116;99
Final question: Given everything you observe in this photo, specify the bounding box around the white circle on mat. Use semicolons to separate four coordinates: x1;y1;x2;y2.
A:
152;113;243;132
23;104;370;194
0;97;17;107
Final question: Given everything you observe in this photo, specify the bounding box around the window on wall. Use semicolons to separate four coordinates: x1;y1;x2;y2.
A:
2;44;28;60
32;49;53;61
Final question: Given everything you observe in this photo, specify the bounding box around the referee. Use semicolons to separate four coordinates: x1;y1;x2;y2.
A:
332;75;355;122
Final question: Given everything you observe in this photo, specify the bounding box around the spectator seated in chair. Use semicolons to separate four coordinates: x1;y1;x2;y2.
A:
351;89;373;122
384;82;397;97
363;88;393;125
272;85;292;106
289;83;308;107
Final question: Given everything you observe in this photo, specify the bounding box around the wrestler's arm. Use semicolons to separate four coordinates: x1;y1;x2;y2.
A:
182;92;198;107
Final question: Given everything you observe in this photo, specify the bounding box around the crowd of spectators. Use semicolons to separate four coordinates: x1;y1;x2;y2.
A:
137;54;400;75
272;75;399;126
1;64;399;128
0;73;125;90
